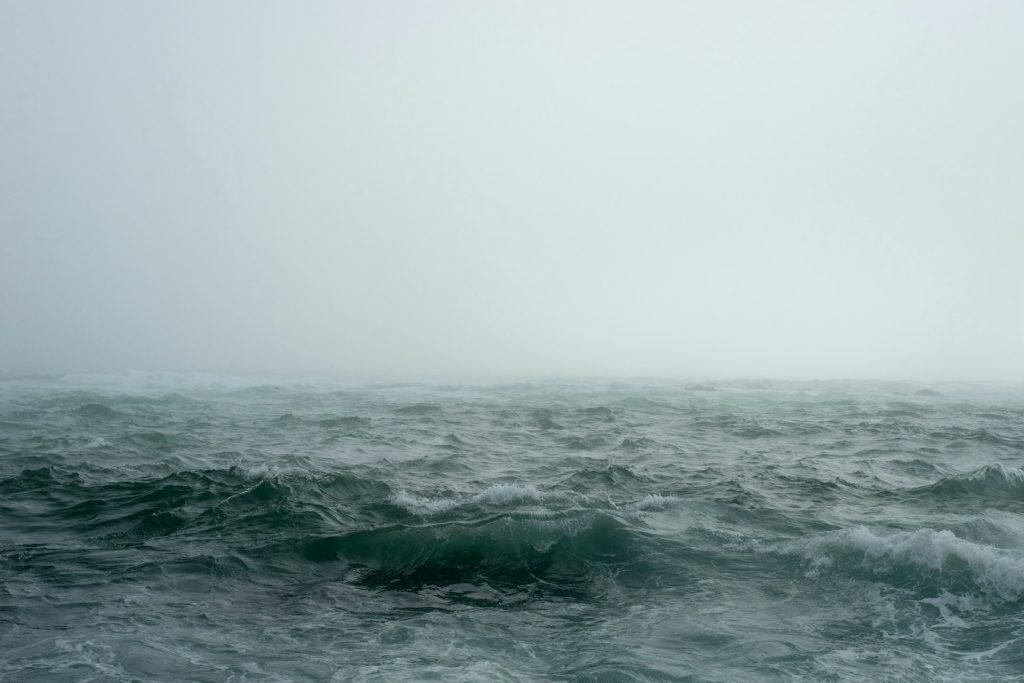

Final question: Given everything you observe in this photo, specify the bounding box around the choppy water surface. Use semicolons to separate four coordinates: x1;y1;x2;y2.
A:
2;374;1024;681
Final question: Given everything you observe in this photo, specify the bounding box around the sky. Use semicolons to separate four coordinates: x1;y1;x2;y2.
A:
1;1;1022;381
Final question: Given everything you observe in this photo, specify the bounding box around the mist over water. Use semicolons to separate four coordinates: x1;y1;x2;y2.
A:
2;1;1023;380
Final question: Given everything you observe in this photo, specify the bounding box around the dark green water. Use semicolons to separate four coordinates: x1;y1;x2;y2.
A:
2;374;1024;681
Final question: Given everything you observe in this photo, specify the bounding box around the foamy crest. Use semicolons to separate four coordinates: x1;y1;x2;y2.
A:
629;493;679;511
940;462;1024;488
917;463;1024;499
474;483;544;505
391;483;550;515
390;491;461;515
234;463;315;481
964;463;1024;485
237;464;282;480
765;526;1024;600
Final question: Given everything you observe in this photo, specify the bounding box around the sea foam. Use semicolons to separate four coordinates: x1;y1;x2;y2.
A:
391;483;550;515
764;526;1024;600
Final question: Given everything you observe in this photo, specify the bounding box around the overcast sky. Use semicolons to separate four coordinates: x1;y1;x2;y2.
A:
2;1;1022;381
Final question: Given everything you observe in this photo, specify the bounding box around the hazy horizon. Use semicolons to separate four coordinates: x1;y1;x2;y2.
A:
3;1;1023;382
3;369;1022;393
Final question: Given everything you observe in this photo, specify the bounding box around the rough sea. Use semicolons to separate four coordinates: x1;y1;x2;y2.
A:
2;373;1024;682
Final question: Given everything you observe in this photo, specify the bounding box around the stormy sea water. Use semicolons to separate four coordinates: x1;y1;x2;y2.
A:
2;374;1024;682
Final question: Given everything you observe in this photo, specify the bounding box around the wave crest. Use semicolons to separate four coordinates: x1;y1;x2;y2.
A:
916;463;1024;499
764;526;1024;600
390;484;548;515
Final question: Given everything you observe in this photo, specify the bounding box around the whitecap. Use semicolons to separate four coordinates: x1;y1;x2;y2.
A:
391;483;554;515
473;483;544;505
390;491;461;515
763;526;1024;600
233;463;316;481
628;493;680;511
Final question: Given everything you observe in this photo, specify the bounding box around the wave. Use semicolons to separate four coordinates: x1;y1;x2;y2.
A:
0;465;67;493
732;425;784;438
390;484;550;516
0;461;676;594
558;435;608;451
558;464;648;492
74;403;124;419
234;462;314;481
393;403;443;416
534;416;564;430
914;463;1024;500
615;437;658;451
574;406;616;422
268;414;370;430
762;526;1024;600
614;396;672;411
628;493;679;511
927;428;1024;449
0;464;393;536
296;511;643;589
389;480;683;522
123;430;202;450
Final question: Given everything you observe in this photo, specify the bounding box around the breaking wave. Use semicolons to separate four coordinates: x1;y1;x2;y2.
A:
914;463;1024;500
763;526;1024;600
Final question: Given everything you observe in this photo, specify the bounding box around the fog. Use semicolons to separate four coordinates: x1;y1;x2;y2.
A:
2;1;1022;381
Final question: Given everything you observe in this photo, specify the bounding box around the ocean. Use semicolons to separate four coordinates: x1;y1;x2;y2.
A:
2;374;1023;681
